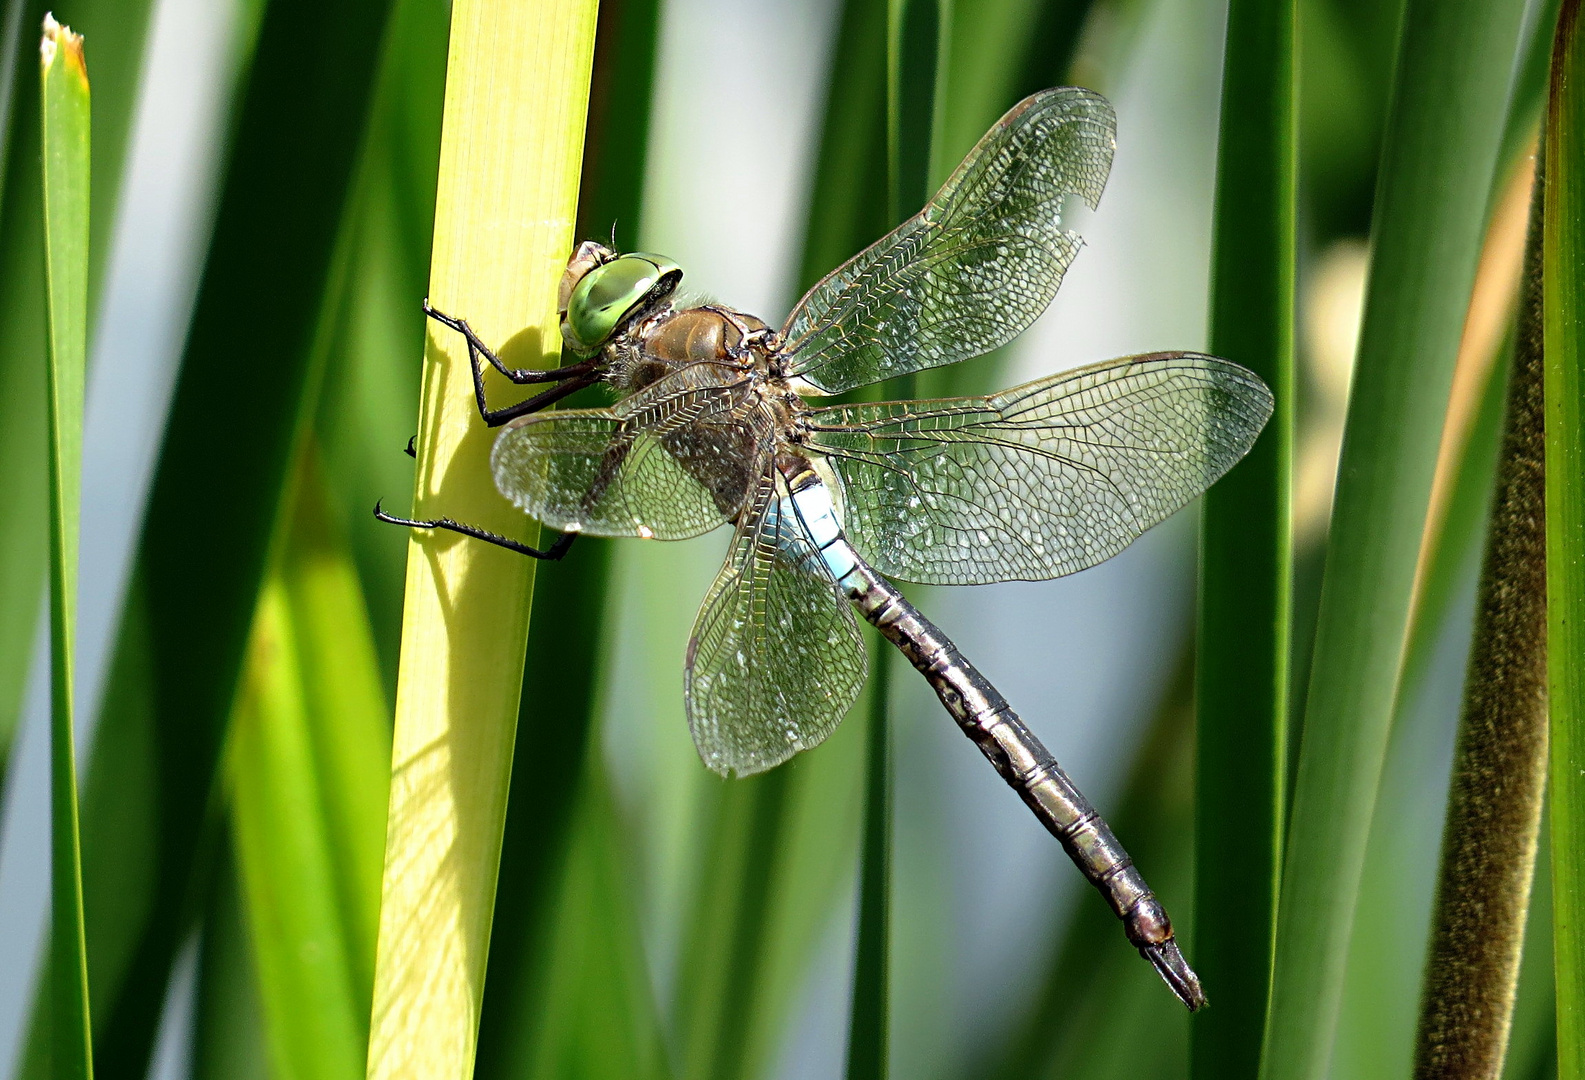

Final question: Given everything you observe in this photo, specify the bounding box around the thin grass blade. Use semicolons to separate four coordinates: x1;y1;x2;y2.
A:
1544;1;1585;1070
1193;0;1294;1069
0;0;154;788
362;5;598;1077
1258;0;1530;1075
39;14;92;1079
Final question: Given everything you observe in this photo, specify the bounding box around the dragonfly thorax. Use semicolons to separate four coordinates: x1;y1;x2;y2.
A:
604;302;773;395
646;305;768;365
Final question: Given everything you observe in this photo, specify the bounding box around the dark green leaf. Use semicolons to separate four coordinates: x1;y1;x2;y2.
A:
80;0;397;1070
1193;0;1294;1074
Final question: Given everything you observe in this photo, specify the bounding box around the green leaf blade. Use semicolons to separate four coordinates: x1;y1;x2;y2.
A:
227;449;392;1080
1194;0;1295;1071
473;4;670;1069
230;582;366;1080
39;14;92;1080
1545;1;1585;1071
0;0;161;798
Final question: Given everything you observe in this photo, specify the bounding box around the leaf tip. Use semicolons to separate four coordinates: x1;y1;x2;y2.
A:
39;13;86;84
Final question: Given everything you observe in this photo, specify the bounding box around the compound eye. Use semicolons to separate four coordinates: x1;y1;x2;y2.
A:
562;254;681;352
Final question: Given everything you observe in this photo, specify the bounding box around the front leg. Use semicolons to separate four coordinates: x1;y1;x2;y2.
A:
423;299;602;426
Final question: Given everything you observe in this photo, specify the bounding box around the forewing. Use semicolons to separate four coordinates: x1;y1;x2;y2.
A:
491;363;763;539
782;88;1115;395
684;470;868;777
805;353;1273;584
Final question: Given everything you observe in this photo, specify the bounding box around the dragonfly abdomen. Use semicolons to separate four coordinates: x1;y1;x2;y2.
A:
778;462;1206;1010
858;560;1205;1009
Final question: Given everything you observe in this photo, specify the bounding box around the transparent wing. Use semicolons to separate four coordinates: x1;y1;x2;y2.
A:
491;363;764;539
781;87;1116;395
684;469;868;777
804;353;1274;584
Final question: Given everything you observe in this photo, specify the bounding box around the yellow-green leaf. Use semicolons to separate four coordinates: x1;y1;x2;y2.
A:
364;4;599;1077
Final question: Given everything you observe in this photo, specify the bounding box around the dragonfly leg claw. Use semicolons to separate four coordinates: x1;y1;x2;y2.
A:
373;499;577;561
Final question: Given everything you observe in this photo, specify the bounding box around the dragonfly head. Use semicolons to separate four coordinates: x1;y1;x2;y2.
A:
559;241;683;354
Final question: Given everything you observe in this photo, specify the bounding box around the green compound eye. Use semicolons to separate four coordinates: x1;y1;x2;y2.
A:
564;252;681;351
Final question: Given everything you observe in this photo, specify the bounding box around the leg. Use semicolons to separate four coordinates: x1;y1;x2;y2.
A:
424;298;602;425
475;372;600;427
398;373;598;453
424;299;579;384
374;500;578;560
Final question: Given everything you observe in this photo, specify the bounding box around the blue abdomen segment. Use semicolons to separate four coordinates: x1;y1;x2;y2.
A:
767;474;864;592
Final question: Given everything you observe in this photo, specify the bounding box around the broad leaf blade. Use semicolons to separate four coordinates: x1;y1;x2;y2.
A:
1194;1;1294;1073
474;2;668;1070
362;5;599;1077
228;448;391;1080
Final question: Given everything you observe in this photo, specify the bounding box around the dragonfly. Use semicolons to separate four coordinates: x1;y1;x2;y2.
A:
378;87;1272;1010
